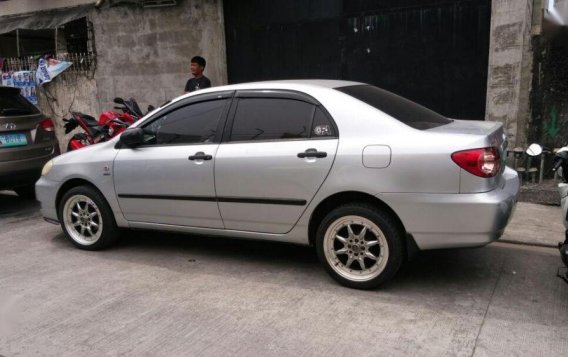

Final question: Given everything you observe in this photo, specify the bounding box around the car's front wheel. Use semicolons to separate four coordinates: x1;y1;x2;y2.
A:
316;203;404;289
58;185;119;250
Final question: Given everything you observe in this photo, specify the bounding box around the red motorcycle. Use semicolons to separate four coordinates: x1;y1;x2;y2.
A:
64;97;149;151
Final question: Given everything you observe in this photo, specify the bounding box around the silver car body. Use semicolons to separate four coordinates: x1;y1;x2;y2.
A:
36;80;519;250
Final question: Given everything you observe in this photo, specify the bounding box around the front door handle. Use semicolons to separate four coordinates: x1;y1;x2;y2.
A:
298;148;327;159
188;152;213;161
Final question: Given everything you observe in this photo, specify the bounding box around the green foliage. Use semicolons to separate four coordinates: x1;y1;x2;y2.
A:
545;106;561;140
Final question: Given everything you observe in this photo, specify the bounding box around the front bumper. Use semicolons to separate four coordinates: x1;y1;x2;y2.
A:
35;176;61;222
380;166;520;250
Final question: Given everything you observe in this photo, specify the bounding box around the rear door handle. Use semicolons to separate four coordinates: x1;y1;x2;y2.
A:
188;152;213;161
298;148;327;159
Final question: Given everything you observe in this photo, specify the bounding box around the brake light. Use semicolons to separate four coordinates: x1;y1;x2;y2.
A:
451;147;500;178
40;118;55;132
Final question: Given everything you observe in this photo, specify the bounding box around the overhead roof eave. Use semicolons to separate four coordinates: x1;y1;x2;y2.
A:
0;4;93;35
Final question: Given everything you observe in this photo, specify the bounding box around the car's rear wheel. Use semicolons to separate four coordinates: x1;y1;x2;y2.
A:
14;185;36;199
315;203;404;289
58;185;119;250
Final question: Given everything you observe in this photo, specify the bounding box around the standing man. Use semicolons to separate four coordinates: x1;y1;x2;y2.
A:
184;56;211;93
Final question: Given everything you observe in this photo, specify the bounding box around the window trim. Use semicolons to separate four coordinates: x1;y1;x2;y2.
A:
221;89;338;144
234;89;321;104
125;91;235;148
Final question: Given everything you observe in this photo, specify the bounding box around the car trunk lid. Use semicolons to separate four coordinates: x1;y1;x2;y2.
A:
428;119;508;193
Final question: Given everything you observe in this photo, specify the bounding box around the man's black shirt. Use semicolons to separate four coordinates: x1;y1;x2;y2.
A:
185;76;211;92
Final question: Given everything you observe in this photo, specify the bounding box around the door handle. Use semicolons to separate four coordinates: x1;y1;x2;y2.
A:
188;152;213;161
297;148;327;159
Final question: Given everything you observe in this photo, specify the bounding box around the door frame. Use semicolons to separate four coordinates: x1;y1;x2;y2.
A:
220;89;339;144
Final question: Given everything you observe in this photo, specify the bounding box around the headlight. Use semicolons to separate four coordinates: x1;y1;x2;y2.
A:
41;160;54;176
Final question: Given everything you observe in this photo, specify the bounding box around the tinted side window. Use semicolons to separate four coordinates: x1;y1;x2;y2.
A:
0;91;39;116
312;107;336;138
336;85;452;130
230;98;314;141
143;99;227;145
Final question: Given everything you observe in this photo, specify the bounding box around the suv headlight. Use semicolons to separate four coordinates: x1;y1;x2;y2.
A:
41;160;54;176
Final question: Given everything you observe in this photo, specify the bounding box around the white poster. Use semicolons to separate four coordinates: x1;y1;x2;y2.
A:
36;58;73;86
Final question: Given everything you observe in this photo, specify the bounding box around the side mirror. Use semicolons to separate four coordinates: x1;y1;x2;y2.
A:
119;127;144;147
114;97;125;105
526;143;543;157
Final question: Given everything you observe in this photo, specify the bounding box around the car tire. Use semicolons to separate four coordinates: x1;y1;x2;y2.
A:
58;185;119;250
14;185;36;200
315;203;404;289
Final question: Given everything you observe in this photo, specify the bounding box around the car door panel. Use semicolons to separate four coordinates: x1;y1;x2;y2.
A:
215;140;338;233
114;144;222;228
113;97;230;228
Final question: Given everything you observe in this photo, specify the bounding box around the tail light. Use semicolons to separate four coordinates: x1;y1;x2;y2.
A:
39;118;55;132
451;147;500;178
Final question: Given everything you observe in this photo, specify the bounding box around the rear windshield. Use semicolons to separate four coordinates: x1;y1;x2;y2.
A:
0;89;39;116
336;85;452;130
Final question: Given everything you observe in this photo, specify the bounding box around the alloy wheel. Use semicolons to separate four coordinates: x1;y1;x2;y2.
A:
63;194;103;245
323;215;389;282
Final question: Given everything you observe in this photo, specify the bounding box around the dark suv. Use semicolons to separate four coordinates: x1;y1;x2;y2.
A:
0;86;59;198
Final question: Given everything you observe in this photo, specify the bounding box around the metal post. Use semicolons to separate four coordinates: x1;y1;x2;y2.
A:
539;154;545;183
16;29;20;57
55;27;58;55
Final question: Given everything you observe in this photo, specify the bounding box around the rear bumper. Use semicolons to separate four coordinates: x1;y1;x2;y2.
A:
380;167;520;250
0;150;57;189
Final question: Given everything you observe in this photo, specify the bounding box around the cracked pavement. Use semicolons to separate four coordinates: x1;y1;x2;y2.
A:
1;192;567;356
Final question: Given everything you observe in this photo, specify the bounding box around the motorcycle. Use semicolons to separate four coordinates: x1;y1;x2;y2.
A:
64;97;150;151
526;143;568;283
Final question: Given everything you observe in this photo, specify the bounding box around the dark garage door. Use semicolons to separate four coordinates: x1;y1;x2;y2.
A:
224;0;491;120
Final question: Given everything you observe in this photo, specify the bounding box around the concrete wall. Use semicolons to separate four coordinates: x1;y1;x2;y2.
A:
34;0;227;151
36;73;98;153
485;0;535;148
90;0;227;114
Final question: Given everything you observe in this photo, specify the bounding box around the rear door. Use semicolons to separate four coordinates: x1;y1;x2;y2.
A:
215;90;339;234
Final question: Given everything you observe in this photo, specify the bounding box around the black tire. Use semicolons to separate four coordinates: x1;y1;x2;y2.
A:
315;203;404;290
58;185;119;250
14;185;36;200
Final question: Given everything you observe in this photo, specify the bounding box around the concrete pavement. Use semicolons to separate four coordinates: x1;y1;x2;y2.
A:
1;192;567;356
501;202;565;247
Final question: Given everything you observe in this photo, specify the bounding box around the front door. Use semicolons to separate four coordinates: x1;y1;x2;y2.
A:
114;97;230;228
215;94;338;234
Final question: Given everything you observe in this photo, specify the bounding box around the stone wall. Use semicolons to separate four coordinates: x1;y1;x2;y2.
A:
485;0;535;148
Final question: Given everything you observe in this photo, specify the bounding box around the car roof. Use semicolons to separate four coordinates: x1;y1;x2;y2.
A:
220;79;363;89
172;79;364;104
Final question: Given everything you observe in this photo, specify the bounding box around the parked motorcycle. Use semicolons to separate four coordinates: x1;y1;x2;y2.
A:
526;143;568;283
63;97;148;151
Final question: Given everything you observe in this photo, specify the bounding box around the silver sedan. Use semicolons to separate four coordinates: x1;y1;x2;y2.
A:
36;80;519;289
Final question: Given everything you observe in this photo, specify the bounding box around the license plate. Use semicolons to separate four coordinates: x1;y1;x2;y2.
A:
0;133;28;148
